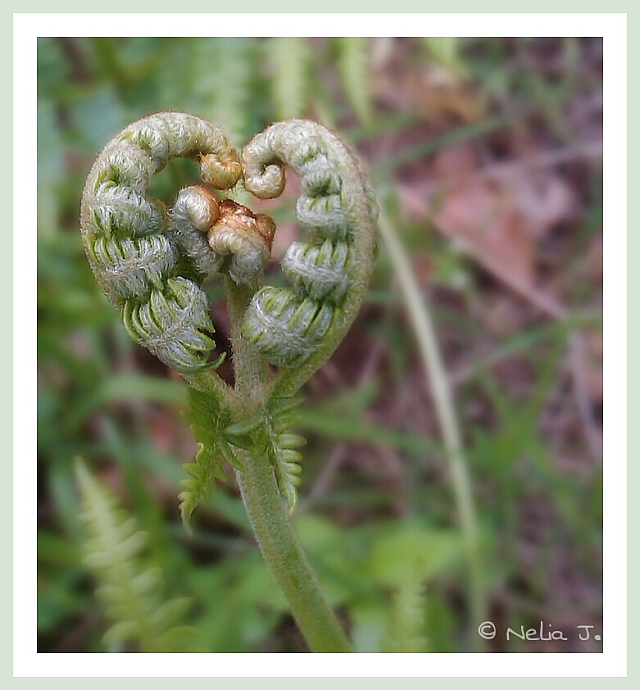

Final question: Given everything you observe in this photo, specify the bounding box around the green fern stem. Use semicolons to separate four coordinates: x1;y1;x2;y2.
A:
224;275;270;398
234;446;352;653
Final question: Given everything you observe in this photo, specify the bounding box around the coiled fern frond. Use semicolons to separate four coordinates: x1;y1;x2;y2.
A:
241;119;378;374
80;112;378;653
81;113;377;383
80;111;244;372
81;112;377;523
75;459;196;652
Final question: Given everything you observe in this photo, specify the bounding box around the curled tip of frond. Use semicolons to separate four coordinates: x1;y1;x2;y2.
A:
206;199;276;284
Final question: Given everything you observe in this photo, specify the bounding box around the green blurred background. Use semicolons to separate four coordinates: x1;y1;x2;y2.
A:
37;37;603;652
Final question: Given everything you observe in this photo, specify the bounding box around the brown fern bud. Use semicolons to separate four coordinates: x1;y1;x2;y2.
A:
206;199;276;284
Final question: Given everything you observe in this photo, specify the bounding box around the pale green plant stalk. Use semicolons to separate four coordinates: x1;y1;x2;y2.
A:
80;112;377;652
377;200;485;649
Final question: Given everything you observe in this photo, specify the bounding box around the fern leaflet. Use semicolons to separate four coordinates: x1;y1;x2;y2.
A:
179;387;240;533
380;561;429;653
225;396;306;511
193;37;253;149
336;37;373;124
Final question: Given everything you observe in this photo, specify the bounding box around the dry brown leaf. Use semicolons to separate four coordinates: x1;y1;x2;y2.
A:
433;181;537;286
431;142;479;179
509;172;576;238
371;58;481;121
397;178;568;317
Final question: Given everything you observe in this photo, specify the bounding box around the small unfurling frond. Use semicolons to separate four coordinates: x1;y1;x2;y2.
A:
225;396;306;511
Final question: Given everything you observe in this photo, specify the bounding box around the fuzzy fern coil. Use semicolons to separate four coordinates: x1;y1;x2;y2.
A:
81;112;377;377
80;112;245;372
241;119;378;368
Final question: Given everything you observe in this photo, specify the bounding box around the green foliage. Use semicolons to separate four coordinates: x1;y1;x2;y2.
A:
421;37;469;78
369;524;464;587
75;459;197;652
193;38;253;148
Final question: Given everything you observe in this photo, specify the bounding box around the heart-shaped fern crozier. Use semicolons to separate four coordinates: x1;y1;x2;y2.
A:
80;112;378;380
80;112;377;653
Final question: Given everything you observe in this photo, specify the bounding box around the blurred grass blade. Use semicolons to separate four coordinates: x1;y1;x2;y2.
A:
297;408;443;456
372;113;518;174
337;37;373;124
377;198;486;648
267;37;310;120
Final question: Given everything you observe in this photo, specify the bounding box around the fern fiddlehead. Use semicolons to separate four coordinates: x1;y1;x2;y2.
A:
81;113;376;381
80;112;378;653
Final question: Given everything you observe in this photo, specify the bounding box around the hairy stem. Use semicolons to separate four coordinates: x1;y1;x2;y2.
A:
235;450;352;653
224;276;270;398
